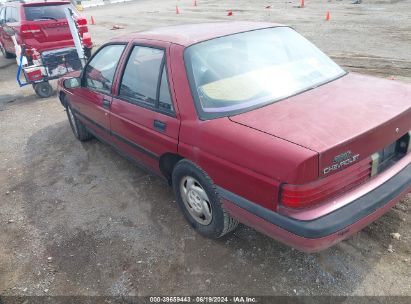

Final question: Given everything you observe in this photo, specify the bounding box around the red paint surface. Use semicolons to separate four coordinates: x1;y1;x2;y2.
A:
224;181;411;252
230;73;411;177
57;22;411;250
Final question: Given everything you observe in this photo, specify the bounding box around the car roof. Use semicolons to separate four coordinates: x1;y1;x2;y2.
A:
110;21;285;47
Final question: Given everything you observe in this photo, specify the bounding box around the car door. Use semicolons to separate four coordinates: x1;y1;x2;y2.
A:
110;43;180;173
2;6;18;53
68;43;126;140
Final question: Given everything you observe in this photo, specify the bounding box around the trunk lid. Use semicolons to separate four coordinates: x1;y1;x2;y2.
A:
22;3;73;47
229;73;411;177
25;19;72;44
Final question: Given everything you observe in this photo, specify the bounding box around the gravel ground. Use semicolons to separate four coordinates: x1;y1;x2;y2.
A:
0;0;410;297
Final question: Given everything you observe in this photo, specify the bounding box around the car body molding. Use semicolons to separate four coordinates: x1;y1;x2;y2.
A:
217;163;411;239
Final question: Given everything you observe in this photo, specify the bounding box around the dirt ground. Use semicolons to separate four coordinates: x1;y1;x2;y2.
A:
1;0;411;297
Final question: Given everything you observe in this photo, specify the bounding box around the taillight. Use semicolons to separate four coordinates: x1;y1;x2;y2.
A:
76;18;88;26
76;18;88;33
82;32;92;46
280;158;372;208
20;24;41;39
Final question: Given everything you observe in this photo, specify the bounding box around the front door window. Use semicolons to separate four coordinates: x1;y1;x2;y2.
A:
83;44;125;94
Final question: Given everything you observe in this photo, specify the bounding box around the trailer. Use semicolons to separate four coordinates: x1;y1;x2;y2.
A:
14;6;88;98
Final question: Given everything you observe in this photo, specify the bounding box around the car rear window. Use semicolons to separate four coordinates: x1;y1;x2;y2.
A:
184;27;346;119
24;5;69;21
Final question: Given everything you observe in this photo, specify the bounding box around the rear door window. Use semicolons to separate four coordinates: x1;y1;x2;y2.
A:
6;7;18;23
158;65;174;111
119;45;174;113
0;8;5;23
83;44;125;94
24;5;68;21
119;46;163;106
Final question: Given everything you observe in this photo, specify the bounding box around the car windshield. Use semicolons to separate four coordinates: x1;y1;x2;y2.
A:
184;27;346;118
24;5;70;21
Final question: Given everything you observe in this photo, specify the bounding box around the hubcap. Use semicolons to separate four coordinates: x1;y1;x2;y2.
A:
68;107;78;137
180;176;212;225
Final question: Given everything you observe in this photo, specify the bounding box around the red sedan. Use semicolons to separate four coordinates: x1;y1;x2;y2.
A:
57;22;411;252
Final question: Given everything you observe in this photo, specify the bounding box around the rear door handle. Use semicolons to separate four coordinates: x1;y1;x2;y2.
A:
153;120;167;132
102;99;111;109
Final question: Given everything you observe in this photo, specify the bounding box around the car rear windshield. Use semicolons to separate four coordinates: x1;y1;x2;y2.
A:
24;4;69;21
184;27;346;119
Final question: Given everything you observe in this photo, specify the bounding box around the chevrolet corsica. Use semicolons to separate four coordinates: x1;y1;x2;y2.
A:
57;22;411;252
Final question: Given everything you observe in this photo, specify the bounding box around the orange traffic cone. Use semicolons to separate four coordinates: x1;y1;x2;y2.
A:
176;5;180;14
90;16;95;25
325;11;330;21
300;0;304;8
227;10;233;16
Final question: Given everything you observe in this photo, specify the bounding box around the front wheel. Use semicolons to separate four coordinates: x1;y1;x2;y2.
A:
172;160;238;238
66;100;93;142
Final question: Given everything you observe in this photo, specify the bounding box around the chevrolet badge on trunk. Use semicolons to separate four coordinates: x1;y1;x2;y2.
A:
323;151;360;175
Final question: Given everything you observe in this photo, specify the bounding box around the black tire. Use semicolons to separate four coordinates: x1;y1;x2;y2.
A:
84;47;92;60
34;82;53;98
65;100;93;142
172;159;238;238
0;43;14;59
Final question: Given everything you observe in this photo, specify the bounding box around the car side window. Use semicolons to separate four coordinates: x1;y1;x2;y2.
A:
159;65;174;112
119;45;174;113
5;7;18;23
0;8;5;24
4;7;10;23
83;44;125;95
11;7;18;22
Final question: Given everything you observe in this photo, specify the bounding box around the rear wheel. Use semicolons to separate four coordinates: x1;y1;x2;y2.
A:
0;42;14;59
172;160;238;238
34;82;53;98
66;100;93;142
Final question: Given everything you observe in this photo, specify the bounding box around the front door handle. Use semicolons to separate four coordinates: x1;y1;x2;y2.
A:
153;120;167;132
102;99;111;109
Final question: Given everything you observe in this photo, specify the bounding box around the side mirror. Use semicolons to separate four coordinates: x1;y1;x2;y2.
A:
3;26;15;36
63;77;81;89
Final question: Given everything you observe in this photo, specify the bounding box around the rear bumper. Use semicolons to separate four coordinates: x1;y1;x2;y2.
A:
219;163;411;252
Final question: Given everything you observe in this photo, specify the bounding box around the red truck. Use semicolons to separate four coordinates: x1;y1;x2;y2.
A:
57;22;411;252
0;0;92;60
